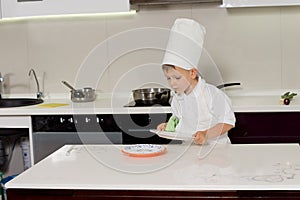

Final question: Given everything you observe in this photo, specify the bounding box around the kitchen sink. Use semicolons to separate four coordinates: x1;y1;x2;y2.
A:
0;98;43;108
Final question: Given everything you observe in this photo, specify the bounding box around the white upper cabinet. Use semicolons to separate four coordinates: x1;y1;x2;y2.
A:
0;0;130;18
222;0;300;7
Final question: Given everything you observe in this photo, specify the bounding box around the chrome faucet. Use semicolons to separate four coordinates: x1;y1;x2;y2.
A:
0;72;4;99
29;69;43;99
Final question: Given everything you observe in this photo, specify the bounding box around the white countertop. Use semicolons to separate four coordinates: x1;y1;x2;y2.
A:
228;89;300;112
5;143;300;190
1;89;300;115
0;93;172;115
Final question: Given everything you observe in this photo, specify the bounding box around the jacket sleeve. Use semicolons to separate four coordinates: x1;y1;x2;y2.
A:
208;86;236;127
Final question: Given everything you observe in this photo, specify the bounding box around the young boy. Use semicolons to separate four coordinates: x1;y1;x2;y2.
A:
157;18;235;145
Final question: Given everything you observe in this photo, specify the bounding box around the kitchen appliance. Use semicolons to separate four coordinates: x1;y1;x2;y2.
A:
124;101;171;107
31;113;177;163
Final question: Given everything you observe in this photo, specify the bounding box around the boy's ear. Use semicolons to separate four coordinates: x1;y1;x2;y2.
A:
190;68;198;78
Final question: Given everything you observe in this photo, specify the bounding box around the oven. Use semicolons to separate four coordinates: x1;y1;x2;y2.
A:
31;113;177;164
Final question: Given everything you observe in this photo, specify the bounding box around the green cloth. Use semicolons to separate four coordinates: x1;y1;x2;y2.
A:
165;116;179;132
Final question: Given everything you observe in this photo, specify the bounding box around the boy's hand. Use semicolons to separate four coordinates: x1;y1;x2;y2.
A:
193;131;208;145
157;123;167;131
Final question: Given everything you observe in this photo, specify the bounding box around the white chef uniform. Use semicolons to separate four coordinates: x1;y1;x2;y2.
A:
162;18;236;144
171;78;236;144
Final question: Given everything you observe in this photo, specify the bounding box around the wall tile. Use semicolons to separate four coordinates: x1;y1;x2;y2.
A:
281;6;300;89
1;4;300;94
26;17;107;95
104;6;192;93
192;5;282;89
0;22;29;94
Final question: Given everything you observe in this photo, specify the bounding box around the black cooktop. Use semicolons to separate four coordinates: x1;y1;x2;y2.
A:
124;101;170;107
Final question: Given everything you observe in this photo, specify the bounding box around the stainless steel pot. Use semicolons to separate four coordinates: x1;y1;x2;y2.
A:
71;87;96;102
132;88;171;105
131;82;240;106
62;81;96;102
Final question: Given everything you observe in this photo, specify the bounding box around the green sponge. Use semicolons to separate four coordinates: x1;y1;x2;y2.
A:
165;116;179;132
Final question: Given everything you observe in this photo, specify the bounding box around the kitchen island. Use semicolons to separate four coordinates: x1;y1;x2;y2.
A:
5;143;300;199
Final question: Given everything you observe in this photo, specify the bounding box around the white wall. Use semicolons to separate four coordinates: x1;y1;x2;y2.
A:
0;3;300;96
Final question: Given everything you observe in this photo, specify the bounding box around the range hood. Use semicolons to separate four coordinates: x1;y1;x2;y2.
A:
0;0;131;19
130;0;220;5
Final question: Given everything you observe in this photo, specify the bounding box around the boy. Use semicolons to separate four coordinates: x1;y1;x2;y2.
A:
157;18;235;145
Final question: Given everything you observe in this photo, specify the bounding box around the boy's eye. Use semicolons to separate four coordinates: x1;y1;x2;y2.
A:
166;76;181;81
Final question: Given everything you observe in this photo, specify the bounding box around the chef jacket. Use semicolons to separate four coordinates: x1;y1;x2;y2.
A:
171;78;236;144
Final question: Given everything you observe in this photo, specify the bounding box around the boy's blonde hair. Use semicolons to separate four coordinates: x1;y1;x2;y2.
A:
162;64;200;80
162;64;175;72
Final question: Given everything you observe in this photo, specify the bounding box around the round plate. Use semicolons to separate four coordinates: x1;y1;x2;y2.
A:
121;144;167;157
150;129;194;141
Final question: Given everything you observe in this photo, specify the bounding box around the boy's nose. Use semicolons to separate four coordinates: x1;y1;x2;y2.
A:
169;79;176;87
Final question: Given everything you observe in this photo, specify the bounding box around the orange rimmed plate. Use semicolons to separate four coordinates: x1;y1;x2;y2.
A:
121;144;167;157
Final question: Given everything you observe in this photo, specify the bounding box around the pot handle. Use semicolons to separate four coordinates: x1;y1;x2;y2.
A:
217;82;241;89
155;91;168;99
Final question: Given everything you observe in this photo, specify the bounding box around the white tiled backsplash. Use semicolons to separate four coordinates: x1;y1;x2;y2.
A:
0;4;300;95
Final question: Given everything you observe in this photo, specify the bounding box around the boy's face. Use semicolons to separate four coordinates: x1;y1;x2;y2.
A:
163;66;196;95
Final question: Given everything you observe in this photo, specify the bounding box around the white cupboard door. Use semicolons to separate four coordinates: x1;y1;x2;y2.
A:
222;0;300;7
1;0;130;18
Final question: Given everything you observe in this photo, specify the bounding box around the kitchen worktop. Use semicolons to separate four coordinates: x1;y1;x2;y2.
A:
1;89;300;115
5;143;300;191
0;93;172;115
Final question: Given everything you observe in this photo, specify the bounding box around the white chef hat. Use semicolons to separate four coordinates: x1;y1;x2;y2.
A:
162;18;206;70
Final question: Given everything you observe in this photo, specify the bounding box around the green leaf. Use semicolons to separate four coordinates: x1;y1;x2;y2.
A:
281;92;290;99
281;91;297;100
